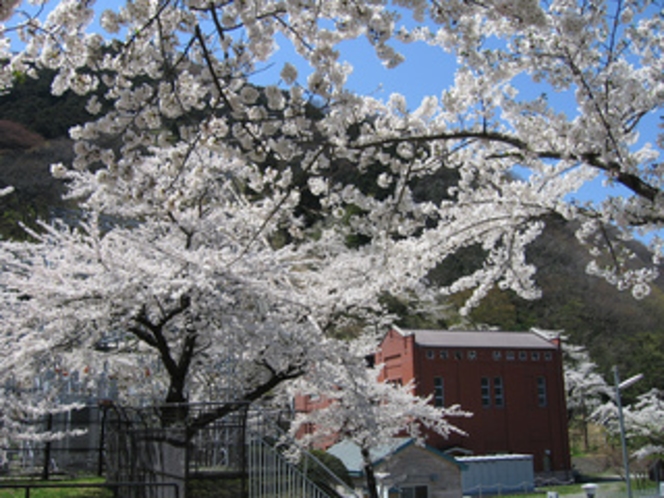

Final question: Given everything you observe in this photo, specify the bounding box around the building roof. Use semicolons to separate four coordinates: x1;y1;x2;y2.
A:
327;437;465;477
395;328;558;350
457;454;534;463
327;438;409;475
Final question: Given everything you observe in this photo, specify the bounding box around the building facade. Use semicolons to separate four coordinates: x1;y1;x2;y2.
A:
327;438;465;498
375;327;571;478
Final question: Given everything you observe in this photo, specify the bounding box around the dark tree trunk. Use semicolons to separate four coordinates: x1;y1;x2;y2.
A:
161;382;190;427
361;446;379;498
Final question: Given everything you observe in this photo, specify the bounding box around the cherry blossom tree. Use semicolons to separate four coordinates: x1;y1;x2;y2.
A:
0;0;662;482
624;389;664;461
563;341;612;451
288;342;470;498
591;386;663;475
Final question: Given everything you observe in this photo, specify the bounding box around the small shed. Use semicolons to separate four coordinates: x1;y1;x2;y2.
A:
456;454;535;495
327;438;465;498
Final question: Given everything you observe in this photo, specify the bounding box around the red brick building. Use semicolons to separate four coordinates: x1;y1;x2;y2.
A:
376;327;571;478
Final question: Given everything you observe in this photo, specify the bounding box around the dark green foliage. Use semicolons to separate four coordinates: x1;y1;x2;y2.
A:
0;69;96;139
382;293;450;330
622;332;664;402
300;449;353;497
0;189;45;240
186;476;245;498
0;138;74;240
309;449;353;487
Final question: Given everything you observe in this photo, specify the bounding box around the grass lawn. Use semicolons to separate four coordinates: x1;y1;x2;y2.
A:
0;477;112;497
497;484;581;498
500;480;638;498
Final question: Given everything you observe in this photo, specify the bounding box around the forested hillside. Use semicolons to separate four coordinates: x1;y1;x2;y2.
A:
439;216;664;398
0;68;92;238
1;71;662;397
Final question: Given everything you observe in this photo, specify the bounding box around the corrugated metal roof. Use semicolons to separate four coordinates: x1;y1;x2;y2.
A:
327;438;465;476
327;438;412;475
457;454;533;462
399;329;557;350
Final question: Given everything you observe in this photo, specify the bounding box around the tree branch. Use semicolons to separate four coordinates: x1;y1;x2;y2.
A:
354;130;661;202
129;295;192;380
188;362;305;432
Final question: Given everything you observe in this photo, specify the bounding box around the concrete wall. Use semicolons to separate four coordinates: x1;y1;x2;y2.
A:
375;444;463;498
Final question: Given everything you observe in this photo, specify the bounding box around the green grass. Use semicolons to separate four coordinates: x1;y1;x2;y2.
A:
0;477;112;497
538;484;585;494
497;488;567;498
187;477;245;498
497;483;593;498
499;481;632;498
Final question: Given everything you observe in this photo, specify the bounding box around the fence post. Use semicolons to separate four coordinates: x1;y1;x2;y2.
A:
98;401;111;476
41;413;53;481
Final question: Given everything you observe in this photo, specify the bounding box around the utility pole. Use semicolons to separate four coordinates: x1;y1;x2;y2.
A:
613;366;643;498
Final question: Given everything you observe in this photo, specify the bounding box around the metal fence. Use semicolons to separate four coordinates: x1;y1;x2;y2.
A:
1;401;356;498
1;403;107;479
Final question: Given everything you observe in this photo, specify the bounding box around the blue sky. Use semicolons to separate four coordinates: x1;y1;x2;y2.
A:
251;31;458;107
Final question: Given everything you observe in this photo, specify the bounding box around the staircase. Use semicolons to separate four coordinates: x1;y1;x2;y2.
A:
247;419;359;498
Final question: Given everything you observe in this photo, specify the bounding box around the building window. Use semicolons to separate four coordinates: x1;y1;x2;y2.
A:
494;377;505;407
434;377;444;407
454;351;463;360
519;351;527;361
506;351;515;361
440;350;448;360
532;352;540;361
467;350;477;360
482;377;506;408
545;351;553;361
402;486;428;498
481;377;491;407
493;350;502;361
426;350;434;360
537;376;547;407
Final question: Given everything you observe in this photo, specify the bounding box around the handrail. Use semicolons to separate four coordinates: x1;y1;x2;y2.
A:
254;420;360;498
250;436;335;498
